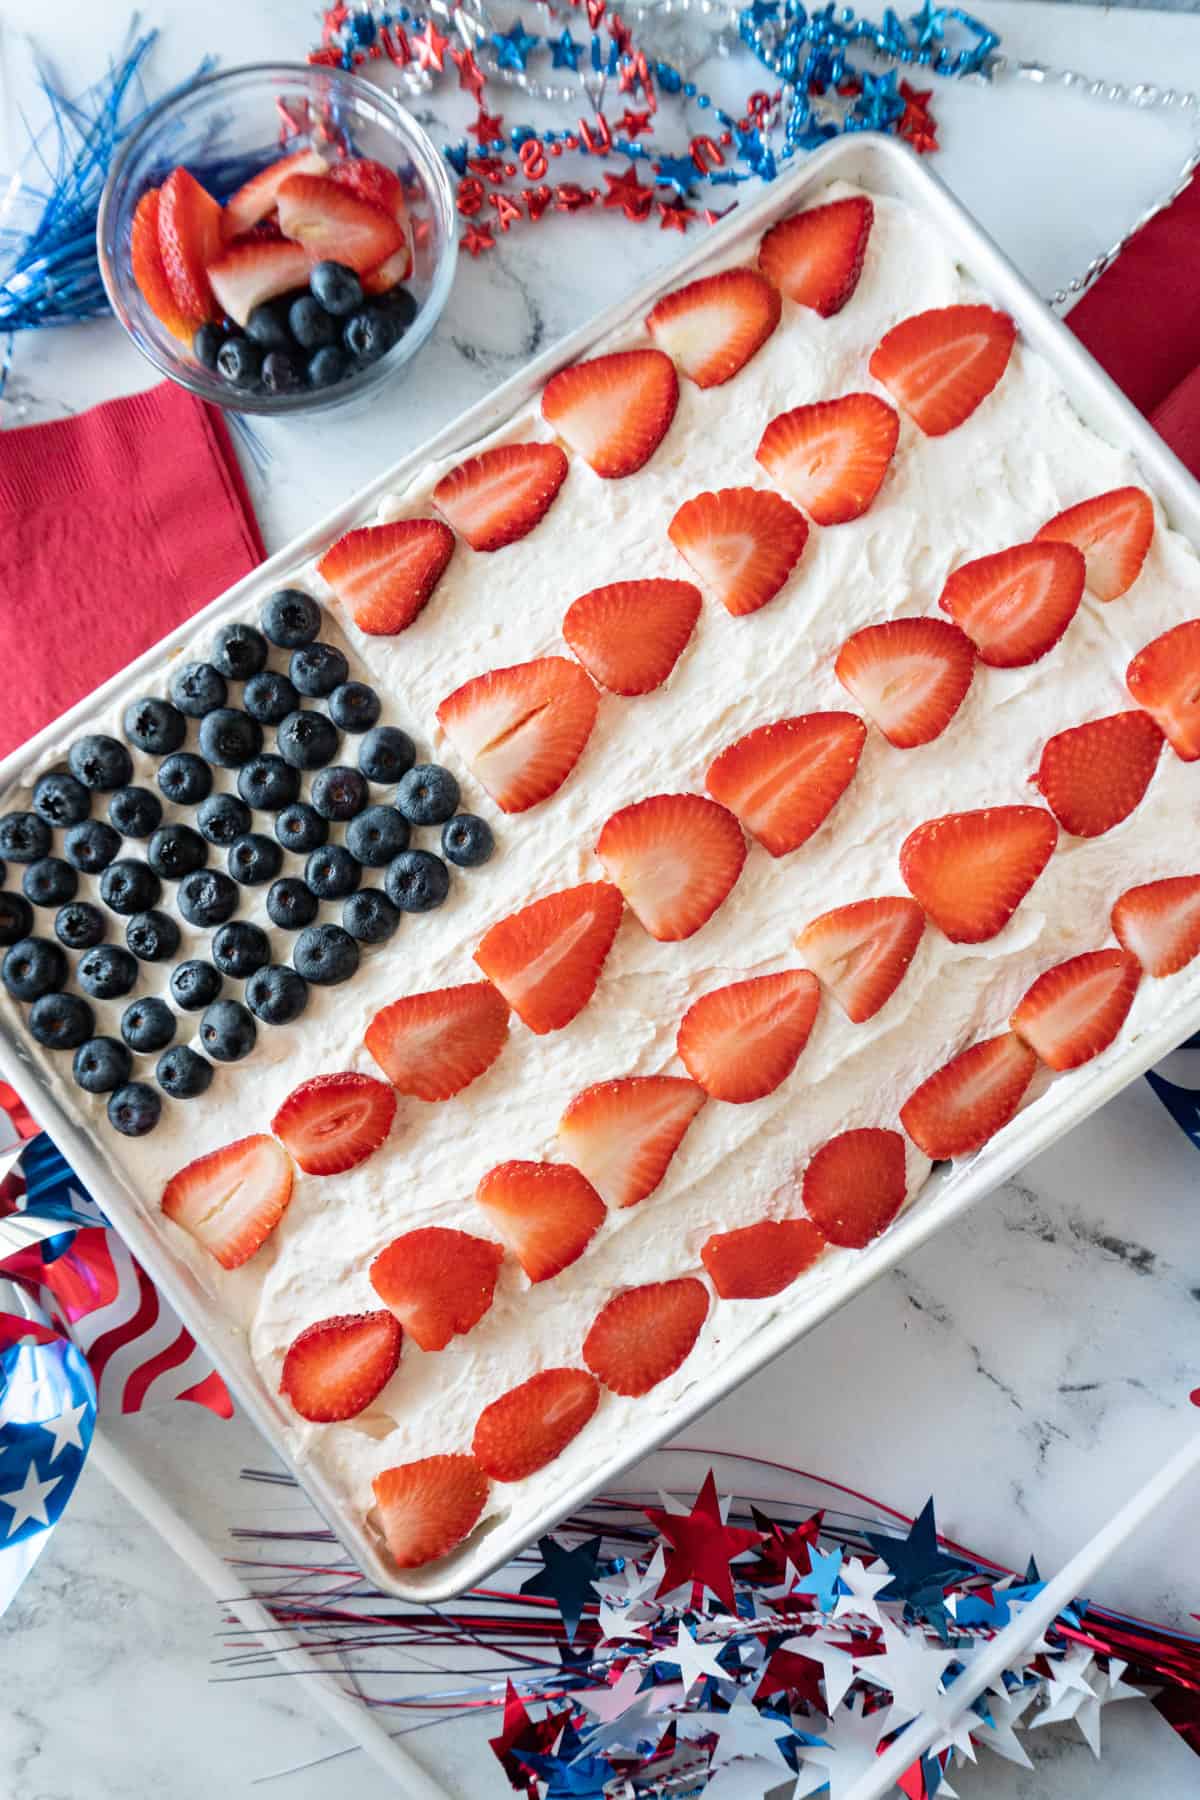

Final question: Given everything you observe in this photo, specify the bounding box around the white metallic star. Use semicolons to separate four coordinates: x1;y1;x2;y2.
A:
650;1622;728;1696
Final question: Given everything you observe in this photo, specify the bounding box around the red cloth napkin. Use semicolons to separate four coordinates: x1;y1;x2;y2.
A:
0;381;264;759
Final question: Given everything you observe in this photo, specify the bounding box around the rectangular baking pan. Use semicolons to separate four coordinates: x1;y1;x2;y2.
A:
4;131;1200;1603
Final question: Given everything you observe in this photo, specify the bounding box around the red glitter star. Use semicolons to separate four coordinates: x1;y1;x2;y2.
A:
898;80;939;154
469;108;505;145
617;108;654;139
657;197;694;234
602;162;654;220
462;222;496;256
645;1472;763;1609
451;45;487;99
411;17;450;71
608;10;634;54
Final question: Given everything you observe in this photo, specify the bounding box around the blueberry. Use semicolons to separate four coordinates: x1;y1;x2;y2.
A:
77;944;137;1001
385;849;450;913
121;996;176;1053
228;833;283;886
238;754;300;812
277;709;339;770
54;901;104;950
29;992;94;1051
200;998;257;1063
0;893;34;945
212;920;271;979
156;1045;213;1099
171;960;223;1012
289;294;337;351
310;260;363;316
109;787;164;839
122;697;186;755
178;869;239;929
0;812;51;862
328;681;381;733
442;813;495;868
68;734;133;792
213;622;269;682
343;305;399;365
108;1082;162;1136
311;764;367;822
262;351;304;395
245;963;309;1026
170;662;227;718
243;670;299;726
305;844;361;900
346;804;410;867
245;298;296;351
375;285;418;333
290;642;349;699
3;937;67;1000
261;588;321;649
358;724;415;784
100;859;161;917
125;910;180;963
147;823;208;880
396;763;460;827
198;707;263;769
274;802;328;854
216;335;263;390
73;1036;131;1094
197;792;251;847
307;345;347;388
64;820;121;874
32;772;91;828
342;889;400;944
193;322;227;370
266;877;319;931
22;858;77;908
158;752;213;807
293;923;359;986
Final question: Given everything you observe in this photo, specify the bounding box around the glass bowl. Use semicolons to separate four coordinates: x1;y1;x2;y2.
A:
98;63;458;417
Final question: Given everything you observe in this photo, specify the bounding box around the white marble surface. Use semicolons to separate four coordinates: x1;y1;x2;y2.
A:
4;2;1200;1796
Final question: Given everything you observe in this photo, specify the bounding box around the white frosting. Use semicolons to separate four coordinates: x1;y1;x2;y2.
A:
7;180;1200;1568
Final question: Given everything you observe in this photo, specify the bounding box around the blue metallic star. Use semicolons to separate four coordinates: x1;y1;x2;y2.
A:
492;18;540;71
443;140;470;176
865;1498;975;1632
654;153;700;193
792;1542;845;1612
550;27;582;70
520;1534;602;1642
909;1;949;46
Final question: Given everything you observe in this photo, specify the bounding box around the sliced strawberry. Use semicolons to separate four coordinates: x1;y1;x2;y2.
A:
372;1455;488;1568
1036;487;1154;602
474;881;623;1034
676;969;820;1104
318;518;455;636
668;486;809;617
900;806;1057;943
279;1310;402;1423
757;195;874;317
1112;874;1200;977
869;304;1016;436
362;244;414;294
161;1134;293;1270
541;348;678;478
582;1277;709;1396
472;1367;600;1481
562;579;701;696
900;1033;1038;1159
432;442;569;552
131;188;195;340
937;541;1085;668
271;1071;396;1176
156;168;223;323
796;896;926;1023
596;792;746;941
645;267;781;388
330;160;414;288
474;1161;606;1283
206;237;312;329
1126;620;1200;760
436;656;598;813
700;1217;826;1298
801;1127;907;1248
1031;710;1164;838
222;147;329;239
276;171;401;272
364;982;509;1100
834;618;975;748
705;713;866;856
1011;948;1141;1071
756;393;899;526
369;1227;503;1350
557;1075;706;1209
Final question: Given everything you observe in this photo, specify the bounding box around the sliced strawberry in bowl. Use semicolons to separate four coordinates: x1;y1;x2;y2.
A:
474;881;624;1034
797;896;926;1023
582;1277;709;1396
596;792;746;941
364;981;509;1099
900;805;1057;943
157;167;223;323
756;393;899;526
369;1226;503;1350
280;1310;402;1423
834;617;974;748
541;347;678;478
668;487;809;617
757;195;874;316
318;518;455;636
329;159;413;290
436;656;598;813
869;304;1016;436
801;1127;908;1248
1112;874;1200;977
271;1071;396;1176
472;1367;600;1481
562;579;701;696
557;1075;706;1209
900;1032;1038;1159
222;147;329;239
705;713;866;855
161;1134;293;1270
131;188;196;340
676;969;820;1103
432;442;568;552
474;1161;606;1283
372;1454;489;1568
1126;620;1200;760
645;267;781;388
276;171;402;272
1036;487;1154;602
1010;948;1141;1071
700;1217;826;1299
1031;710;1164;838
937;541;1085;668
206;238;312;329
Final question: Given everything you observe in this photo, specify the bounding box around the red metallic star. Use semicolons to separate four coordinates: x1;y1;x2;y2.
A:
755;1644;828;1712
451;45;487;99
469;108;505;145
645;1472;763;1609
749;1504;825;1582
488;1680;571;1795
617;108;654;139
411;17;450;71
602;162;654;220
462;222;496;256
657;197;694;233
608;9;634;54
898;80;939;154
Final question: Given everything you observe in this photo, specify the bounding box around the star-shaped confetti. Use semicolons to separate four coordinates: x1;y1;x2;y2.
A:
617;107;653;139
602;161;654;220
855;1619;957;1731
646;1473;762;1610
450;44;487;99
897;79;939;154
793;1543;845;1613
488;1680;572;1790
550;28;583;70
780;1629;858;1712
650;1622;728;1696
411;17;450;71
462;222;495;257
469;108;505;146
658;198;694;232
492;19;540;71
865;1500;975;1628
832;1557;892;1628
794;1695;887;1799
653;153;699;194
520;1534;602;1641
